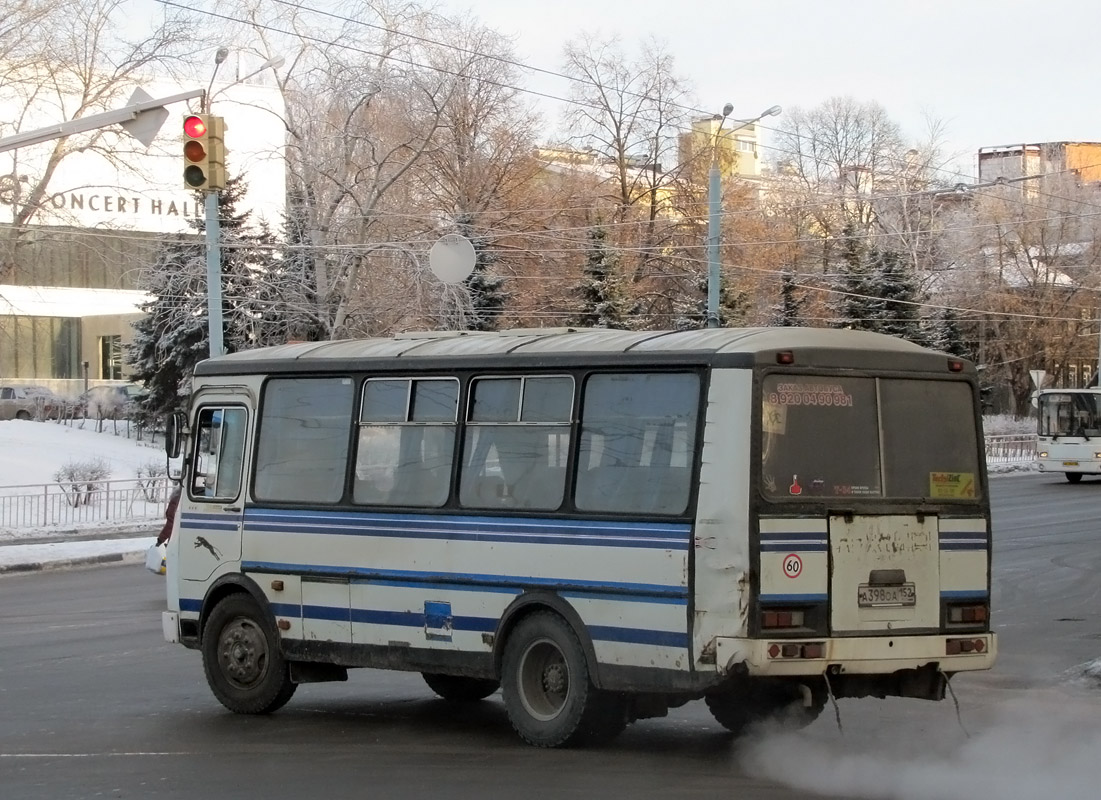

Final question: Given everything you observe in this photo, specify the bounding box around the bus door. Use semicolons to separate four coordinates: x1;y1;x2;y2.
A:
179;401;250;583
828;513;940;633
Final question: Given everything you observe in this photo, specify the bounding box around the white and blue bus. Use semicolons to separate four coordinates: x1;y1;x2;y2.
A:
161;327;996;747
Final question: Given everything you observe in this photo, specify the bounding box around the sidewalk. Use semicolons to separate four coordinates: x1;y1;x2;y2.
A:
0;526;156;574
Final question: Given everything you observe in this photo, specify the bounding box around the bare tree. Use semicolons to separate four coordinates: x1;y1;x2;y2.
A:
560;35;694;283
946;177;1101;413
227;0;472;339
0;0;201;282
411;16;542;329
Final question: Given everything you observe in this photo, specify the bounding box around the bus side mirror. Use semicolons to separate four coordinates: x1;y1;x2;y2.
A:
165;411;187;460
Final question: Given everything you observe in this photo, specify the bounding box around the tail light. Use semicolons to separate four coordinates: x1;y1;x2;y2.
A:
947;603;988;625
767;642;824;659
946;637;987;655
761;609;806;629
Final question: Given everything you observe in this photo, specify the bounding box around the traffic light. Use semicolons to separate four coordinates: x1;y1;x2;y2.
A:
181;113;226;191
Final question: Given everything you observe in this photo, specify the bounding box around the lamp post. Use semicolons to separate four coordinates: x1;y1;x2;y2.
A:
705;103;782;328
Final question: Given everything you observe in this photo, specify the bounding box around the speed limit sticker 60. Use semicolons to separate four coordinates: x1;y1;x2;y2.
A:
782;553;802;579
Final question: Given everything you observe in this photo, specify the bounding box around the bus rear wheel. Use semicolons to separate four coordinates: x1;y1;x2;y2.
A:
202;594;296;715
422;673;499;702
705;679;823;737
501;611;626;747
1066;472;1083;483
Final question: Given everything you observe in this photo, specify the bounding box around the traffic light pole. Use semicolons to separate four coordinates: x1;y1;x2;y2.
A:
204;191;224;358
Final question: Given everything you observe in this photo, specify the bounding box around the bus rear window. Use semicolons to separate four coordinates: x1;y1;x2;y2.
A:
760;375;981;501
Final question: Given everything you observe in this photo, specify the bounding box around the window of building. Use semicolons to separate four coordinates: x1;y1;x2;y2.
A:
99;335;122;380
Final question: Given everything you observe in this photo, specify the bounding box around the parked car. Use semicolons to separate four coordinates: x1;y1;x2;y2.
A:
77;384;146;420
0;384;65;421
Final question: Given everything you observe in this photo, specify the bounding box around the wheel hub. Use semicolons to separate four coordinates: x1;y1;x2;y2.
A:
219;619;266;686
542;662;567;695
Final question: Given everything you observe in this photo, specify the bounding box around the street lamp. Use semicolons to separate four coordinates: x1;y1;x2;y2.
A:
705;103;783;328
206;54;285;112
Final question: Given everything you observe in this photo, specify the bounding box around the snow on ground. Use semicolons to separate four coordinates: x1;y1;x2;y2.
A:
0;420;166;565
0;419;163;489
0;537;155;570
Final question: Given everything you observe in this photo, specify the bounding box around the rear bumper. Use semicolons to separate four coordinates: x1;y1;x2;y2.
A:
716;633;996;677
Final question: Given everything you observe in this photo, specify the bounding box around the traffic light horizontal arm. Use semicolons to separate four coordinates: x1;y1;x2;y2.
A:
0;88;203;154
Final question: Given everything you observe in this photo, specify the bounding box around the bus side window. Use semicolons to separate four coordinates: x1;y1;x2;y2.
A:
354;378;457;508
459;376;572;511
191;407;247;502
575;372;699;515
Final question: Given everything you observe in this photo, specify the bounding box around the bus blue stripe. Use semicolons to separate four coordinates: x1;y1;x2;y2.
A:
246;507;687;534
587;625;689;648
760;593;828;603
940;590;989;599
276;604;686;647
248;522;686;549
239;508;690;550
243;560;688;599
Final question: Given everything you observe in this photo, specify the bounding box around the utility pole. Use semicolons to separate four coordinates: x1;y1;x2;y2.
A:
705;104;782;328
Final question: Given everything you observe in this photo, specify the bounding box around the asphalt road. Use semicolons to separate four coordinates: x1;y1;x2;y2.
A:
1;472;1098;800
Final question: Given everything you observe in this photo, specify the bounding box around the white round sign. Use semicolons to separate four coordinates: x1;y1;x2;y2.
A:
429;234;477;283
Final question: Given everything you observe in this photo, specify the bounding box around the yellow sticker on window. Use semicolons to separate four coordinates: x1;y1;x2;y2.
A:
930;472;975;498
763;401;786;434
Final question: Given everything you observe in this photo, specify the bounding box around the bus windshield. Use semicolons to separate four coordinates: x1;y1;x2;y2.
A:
1037;392;1101;437
761;374;981;501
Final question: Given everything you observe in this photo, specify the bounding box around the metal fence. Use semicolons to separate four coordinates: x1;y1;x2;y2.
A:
985;434;1037;464
47;408;162;444
0;476;172;530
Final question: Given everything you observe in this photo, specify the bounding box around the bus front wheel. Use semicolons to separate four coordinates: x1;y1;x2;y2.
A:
201;594;296;715
501;611;626;747
422;673;499;702
1066;472;1083;483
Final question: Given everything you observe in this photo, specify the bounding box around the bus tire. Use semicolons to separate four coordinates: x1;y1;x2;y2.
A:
15;410;30;421
705;680;823;737
1066;472;1083;483
422;673;499;702
501;611;627;748
202;594;296;715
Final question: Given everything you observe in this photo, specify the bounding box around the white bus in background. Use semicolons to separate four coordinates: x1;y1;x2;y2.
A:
1034;388;1101;482
161;327;997;748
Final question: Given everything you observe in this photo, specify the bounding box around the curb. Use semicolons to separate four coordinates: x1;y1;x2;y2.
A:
0;549;145;575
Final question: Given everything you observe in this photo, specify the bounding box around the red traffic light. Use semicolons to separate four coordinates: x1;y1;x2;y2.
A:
183;115;207;138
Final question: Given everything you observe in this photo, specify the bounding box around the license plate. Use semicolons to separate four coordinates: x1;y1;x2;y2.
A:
1063;461;1079;466
857;583;916;607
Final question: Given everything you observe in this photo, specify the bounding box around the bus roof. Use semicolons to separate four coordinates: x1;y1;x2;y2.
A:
193;327;973;376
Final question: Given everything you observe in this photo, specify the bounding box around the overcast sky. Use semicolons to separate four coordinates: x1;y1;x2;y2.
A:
438;0;1100;179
